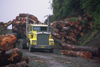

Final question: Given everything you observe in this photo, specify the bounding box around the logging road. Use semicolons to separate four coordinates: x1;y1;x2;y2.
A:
6;29;100;67
21;48;100;67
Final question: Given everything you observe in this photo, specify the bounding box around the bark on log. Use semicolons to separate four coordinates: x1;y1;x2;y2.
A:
69;20;75;26
62;27;70;30
56;23;62;29
66;36;76;42
0;48;22;66
12;13;39;37
68;32;76;38
75;20;80;25
61;50;92;59
19;13;38;22
73;29;80;35
0;34;17;51
61;43;100;56
52;32;61;39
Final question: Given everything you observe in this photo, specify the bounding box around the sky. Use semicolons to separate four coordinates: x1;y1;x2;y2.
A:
0;0;53;29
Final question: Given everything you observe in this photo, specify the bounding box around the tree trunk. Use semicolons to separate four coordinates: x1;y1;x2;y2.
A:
0;48;22;66
61;50;92;59
61;43;100;56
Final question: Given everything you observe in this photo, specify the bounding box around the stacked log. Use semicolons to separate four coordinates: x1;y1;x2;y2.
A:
61;43;99;56
53;37;100;58
0;34;29;67
0;21;12;35
51;13;100;58
12;13;39;38
51;14;94;45
0;34;17;51
62;50;92;59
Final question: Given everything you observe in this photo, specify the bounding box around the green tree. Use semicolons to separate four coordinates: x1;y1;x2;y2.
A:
81;0;100;29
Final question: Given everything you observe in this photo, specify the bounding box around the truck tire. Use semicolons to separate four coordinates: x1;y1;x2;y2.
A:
19;39;24;49
29;44;32;52
49;48;53;53
27;41;29;48
19;40;24;49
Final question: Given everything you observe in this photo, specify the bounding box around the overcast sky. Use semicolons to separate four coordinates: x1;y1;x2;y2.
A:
0;0;53;29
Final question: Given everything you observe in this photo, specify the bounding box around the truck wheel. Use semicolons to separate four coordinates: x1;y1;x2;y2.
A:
49;49;53;53
19;39;24;49
27;41;30;48
20;41;23;49
29;45;32;52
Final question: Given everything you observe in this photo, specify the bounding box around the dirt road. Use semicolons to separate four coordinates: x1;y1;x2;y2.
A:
6;29;100;67
21;49;100;67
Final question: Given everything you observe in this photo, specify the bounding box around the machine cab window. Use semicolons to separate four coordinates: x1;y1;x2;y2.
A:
33;26;47;32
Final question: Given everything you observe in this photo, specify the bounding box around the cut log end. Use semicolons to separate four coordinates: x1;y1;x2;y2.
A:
83;51;92;59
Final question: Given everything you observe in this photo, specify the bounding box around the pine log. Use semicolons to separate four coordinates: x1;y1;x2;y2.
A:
52;32;61;39
53;28;59;33
75;20;80;25
80;32;84;36
73;29;80;35
61;50;92;59
56;23;62;29
88;22;93;26
68;32;76;38
62;27;70;30
61;43;100;56
74;24;79;28
66;40;74;45
19;13;38;22
0;34;17;51
0;48;22;66
78;26;82;30
69;20;75;26
66;36;76;42
61;37;66;42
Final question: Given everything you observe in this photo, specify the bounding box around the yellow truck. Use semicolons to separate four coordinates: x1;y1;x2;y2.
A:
13;14;54;52
27;24;54;52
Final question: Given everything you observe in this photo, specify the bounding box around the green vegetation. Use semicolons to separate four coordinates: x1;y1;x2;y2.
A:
80;30;98;46
66;17;79;22
45;0;100;29
81;0;100;29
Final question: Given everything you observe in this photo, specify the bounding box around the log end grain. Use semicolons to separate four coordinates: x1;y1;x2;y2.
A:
83;51;92;59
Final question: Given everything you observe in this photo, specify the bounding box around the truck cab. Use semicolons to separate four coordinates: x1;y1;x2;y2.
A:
27;24;54;52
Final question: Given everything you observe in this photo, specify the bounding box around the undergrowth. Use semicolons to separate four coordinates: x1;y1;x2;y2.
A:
66;17;79;22
80;29;98;46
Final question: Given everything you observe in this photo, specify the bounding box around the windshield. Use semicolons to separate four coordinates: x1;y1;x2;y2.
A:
33;26;47;32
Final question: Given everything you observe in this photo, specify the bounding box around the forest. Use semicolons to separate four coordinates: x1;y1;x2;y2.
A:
45;0;100;29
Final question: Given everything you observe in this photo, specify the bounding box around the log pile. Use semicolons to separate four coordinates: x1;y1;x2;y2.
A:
51;13;94;45
51;13;100;58
12;13;39;38
0;21;12;35
53;37;100;59
0;34;29;67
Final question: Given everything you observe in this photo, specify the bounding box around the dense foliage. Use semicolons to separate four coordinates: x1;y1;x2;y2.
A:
52;0;83;20
81;0;100;29
44;0;100;29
